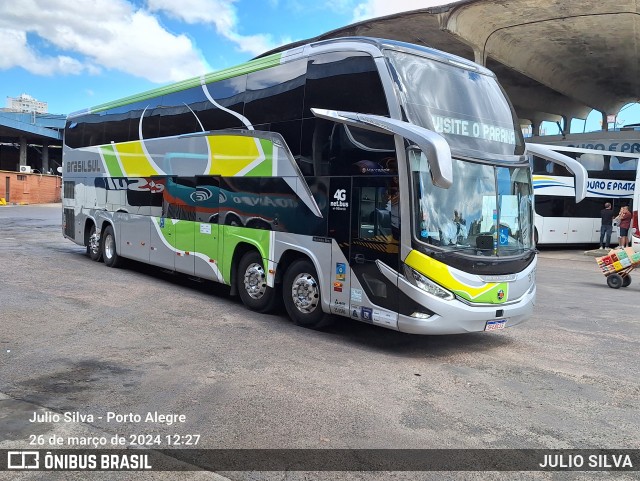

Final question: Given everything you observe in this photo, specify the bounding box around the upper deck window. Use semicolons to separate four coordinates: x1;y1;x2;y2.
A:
386;50;525;159
303;52;389;118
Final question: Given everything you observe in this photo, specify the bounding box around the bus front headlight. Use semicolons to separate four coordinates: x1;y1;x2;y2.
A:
405;266;454;301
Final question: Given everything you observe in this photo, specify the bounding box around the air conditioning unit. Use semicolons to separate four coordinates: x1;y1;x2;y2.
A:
19;165;31;173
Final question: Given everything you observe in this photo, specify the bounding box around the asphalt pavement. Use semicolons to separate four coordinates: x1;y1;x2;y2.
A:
0;204;638;481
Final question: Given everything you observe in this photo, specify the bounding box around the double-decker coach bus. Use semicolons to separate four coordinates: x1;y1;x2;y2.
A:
62;37;586;335
528;132;639;246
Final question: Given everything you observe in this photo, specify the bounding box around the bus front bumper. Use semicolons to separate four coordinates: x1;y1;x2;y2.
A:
396;279;536;335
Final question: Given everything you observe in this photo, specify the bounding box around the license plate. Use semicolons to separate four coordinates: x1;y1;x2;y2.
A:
485;319;507;331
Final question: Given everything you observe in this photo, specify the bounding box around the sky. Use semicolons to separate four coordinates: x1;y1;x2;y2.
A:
1;0;637;132
0;0;448;116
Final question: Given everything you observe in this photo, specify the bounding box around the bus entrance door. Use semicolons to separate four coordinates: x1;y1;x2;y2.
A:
348;176;400;327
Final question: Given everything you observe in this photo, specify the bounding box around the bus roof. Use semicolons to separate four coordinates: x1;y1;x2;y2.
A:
68;51;283;118
538;144;640;159
69;36;490;120
297;36;491;76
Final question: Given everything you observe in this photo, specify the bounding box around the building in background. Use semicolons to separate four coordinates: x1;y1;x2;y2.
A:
0;101;63;203
5;93;48;114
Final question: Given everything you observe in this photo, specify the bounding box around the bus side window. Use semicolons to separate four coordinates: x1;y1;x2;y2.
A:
299;51;389;176
65;120;84;149
105;178;127;212
195;176;220;224
219;177;262;229
164;177;197;221
270;120;303;160
303;51;389;117
83;116;105;147
531;155;548;175
610;155;638;171
157;87;207;138
245;60;306;125
102;112;130;145
198;76;247;131
300;118;332;176
299;121;395;177
104;99;163;144
149;176;166;217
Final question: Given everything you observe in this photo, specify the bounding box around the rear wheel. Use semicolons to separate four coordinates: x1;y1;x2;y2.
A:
237;251;278;313
87;224;103;262
622;275;632;287
283;259;329;328
607;273;623;289
102;225;122;268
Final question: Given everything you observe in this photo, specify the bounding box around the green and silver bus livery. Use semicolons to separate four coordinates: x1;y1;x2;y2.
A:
62;37;587;334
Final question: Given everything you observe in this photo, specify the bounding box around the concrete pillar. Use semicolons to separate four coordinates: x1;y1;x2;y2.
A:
42;144;49;173
473;48;485;66
531;121;539;136
19;136;27;167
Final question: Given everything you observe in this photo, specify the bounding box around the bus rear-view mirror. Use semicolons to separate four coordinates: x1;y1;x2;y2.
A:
526;143;588;202
311;108;453;188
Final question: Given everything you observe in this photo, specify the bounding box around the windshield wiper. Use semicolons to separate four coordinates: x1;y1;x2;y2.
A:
432;245;537;259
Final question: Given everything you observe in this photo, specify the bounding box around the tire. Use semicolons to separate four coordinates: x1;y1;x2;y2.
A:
102;225;122;268
283;259;329;328
237;251;278;313
87;224;103;262
622;275;631;288
607;274;623;289
534;228;539;246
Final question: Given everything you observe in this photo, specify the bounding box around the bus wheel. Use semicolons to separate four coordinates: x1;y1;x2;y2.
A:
534;228;538;246
102;225;122;268
283;259;328;328
237;251;278;313
87;224;103;262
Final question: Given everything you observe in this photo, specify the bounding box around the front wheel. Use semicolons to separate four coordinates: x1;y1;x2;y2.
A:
283;259;329;328
237;251;278;313
87;224;103;262
102;225;122;268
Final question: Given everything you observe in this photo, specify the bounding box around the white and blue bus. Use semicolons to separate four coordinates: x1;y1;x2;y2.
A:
528;133;639;246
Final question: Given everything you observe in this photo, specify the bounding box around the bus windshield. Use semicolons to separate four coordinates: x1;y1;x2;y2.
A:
387;50;525;159
411;152;534;256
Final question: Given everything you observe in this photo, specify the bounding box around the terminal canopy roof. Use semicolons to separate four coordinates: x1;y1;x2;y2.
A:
261;0;640;128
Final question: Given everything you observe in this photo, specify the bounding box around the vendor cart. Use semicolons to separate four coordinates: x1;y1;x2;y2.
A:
596;247;640;289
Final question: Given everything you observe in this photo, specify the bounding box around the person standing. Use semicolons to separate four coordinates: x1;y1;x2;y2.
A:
616;205;632;249
599;202;614;249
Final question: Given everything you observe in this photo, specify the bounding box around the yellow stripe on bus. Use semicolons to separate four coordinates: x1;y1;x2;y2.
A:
115;141;158;176
206;135;262;175
404;249;504;302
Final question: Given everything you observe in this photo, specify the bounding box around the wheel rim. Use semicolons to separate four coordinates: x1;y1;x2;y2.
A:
291;272;319;314
90;230;100;255
104;234;115;260
243;262;267;299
